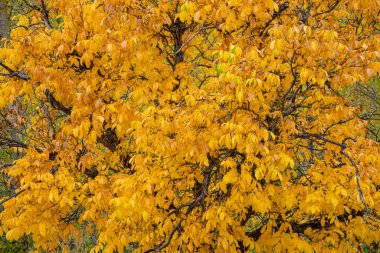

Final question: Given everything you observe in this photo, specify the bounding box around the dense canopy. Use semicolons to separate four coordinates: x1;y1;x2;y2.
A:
0;0;380;252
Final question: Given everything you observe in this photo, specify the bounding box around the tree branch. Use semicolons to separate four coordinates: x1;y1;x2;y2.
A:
0;163;12;170
145;156;216;252
174;25;218;55
144;220;183;253
313;0;342;18
0;189;25;206
44;90;72;115
0;60;30;81
0;133;43;153
259;2;289;37
22;0;52;29
295;132;372;215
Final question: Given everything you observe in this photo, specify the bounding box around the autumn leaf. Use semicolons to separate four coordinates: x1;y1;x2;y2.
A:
0;0;379;252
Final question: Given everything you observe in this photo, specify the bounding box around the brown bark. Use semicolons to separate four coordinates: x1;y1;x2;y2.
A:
0;0;9;39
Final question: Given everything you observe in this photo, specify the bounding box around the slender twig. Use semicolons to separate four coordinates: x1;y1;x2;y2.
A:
0;189;25;205
259;2;289;37
0;163;12;170
0;133;43;153
22;0;52;29
174;25;218;55
313;0;342;17
323;118;354;134
144;220;183;253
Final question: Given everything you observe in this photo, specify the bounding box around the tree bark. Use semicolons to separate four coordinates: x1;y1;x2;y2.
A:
0;0;9;39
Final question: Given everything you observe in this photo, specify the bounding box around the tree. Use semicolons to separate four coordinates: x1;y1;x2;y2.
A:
0;0;379;252
0;0;9;39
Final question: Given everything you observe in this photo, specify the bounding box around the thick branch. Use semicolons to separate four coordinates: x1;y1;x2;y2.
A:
97;128;120;152
340;149;369;212
0;134;42;153
0;60;30;81
44;90;72;115
40;0;52;29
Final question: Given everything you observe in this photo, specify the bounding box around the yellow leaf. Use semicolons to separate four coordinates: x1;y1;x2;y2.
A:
194;11;201;22
223;169;237;184
267;185;275;196
255;168;264;180
270;40;276;50
39;224;46;237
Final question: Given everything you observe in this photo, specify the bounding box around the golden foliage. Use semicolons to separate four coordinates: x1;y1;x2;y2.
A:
0;0;380;252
